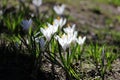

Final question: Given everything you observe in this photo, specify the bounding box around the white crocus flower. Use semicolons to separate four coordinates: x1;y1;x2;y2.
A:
63;24;75;34
53;4;66;15
32;0;42;7
21;19;32;31
55;34;72;51
70;31;78;43
47;23;59;34
41;23;58;41
76;36;86;45
40;27;52;41
53;17;66;29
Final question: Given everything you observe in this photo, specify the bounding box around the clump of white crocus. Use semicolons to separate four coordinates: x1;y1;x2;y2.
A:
53;4;66;15
55;34;72;51
21;19;32;31
32;0;42;7
76;36;86;45
53;17;66;29
40;23;58;41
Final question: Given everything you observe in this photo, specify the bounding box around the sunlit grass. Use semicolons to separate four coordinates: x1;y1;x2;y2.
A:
95;0;120;6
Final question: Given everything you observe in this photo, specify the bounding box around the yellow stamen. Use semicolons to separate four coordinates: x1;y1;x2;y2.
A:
61;34;68;39
57;16;60;20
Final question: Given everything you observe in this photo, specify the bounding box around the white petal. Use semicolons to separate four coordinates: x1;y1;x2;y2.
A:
53;4;65;15
32;0;42;7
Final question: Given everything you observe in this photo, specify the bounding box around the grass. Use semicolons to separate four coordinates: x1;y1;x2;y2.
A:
95;0;120;6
